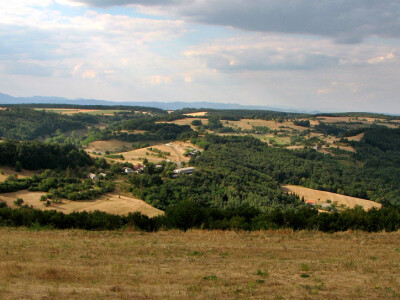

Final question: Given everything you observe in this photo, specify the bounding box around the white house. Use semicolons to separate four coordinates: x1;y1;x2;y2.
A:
123;167;134;174
173;167;195;175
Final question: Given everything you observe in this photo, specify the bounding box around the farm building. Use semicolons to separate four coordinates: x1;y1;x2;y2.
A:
321;203;331;209
305;200;316;206
133;164;144;173
88;173;98;180
123;167;134;174
173;167;195;175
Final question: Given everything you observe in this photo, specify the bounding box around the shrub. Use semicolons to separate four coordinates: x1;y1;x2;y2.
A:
14;198;24;206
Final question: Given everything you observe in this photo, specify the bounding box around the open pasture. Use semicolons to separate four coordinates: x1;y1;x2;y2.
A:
183;111;208;117
86;139;133;154
159;117;209;130
34;108;123;115
0;191;163;217
112;141;199;165
0;228;399;299
0;167;39;182
282;185;382;211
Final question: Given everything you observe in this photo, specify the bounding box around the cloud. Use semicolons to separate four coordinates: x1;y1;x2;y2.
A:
147;75;172;85
368;53;396;64
68;0;400;43
184;35;399;73
81;70;96;79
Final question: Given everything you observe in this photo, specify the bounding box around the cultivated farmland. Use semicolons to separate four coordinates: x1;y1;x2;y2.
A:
281;185;382;211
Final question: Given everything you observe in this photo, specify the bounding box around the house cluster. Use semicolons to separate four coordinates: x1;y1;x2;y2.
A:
123;164;144;174
304;199;332;210
88;172;107;180
184;149;201;157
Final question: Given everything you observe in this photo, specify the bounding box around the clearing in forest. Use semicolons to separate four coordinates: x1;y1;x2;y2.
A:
0;190;163;217
112;141;200;165
0;167;39;182
281;185;382;211
345;132;365;142
159;118;209;130
34;108;123;115
86;140;133;154
183;111;208;117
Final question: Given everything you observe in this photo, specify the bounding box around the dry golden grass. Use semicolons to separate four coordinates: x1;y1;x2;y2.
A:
315;116;398;128
0;228;399;299
85;139;133;153
0;167;39;182
158;118;209;130
282;185;382;210
226;119;309;132
183;111;208;117
0;191;163;217
346;132;365;142
112;141;199;165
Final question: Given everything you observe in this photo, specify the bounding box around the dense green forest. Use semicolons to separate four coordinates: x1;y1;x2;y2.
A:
0;107;87;140
0;140;92;170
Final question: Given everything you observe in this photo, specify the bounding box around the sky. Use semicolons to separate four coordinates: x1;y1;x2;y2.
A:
1;0;400;113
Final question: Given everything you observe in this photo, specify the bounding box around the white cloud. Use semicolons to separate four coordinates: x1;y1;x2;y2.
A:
368;53;396;64
147;75;172;85
81;70;96;79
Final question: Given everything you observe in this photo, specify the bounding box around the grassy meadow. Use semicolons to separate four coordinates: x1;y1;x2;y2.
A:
0;228;399;299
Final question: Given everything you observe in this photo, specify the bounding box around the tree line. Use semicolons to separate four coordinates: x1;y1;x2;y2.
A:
0;201;398;232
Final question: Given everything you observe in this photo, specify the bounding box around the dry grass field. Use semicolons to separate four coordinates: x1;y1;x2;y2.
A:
225;119;309;132
86;140;133;154
34;108;123;115
0;228;399;299
158;118;209;130
346;132;365;142
183;111;208;117
0;191;163;217
0;167;39;182
281;185;382;211
111;141;200;165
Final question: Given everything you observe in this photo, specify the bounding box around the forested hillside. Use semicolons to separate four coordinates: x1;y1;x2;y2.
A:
0;107;87;140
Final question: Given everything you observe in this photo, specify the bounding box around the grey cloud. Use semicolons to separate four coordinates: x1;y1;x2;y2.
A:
70;0;400;43
3;62;54;77
201;52;339;72
69;0;181;7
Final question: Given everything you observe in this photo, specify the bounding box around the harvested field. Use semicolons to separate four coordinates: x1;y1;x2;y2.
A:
0;228;399;299
0;167;39;182
0;191;163;217
226;119;309;132
159;117;209;130
86;140;133;154
281;185;382;210
35;108;123;115
344;132;365;142
113;141;200;165
183;111;208;117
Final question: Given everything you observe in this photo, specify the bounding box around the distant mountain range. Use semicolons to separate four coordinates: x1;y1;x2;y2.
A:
0;92;315;113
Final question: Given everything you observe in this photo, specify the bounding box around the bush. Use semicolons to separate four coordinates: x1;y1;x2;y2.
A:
14;198;24;206
191;120;203;126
